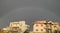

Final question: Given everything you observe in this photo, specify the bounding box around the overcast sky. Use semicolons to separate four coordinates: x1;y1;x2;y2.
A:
0;0;60;31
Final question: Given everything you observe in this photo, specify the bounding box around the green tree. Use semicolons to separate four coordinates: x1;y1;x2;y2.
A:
54;30;57;33
24;29;30;33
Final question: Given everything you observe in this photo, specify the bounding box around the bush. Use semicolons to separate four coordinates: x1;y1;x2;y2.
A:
24;29;30;33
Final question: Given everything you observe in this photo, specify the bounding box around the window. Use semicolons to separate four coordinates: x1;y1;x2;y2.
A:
54;26;56;28
41;29;43;31
36;24;38;27
41;24;43;26
36;29;38;31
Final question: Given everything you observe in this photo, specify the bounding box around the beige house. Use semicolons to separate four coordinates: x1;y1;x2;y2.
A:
9;21;30;33
33;20;60;33
52;22;60;33
33;20;47;33
1;21;30;33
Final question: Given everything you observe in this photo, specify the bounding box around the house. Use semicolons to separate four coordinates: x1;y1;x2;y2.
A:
9;21;30;33
33;20;47;33
33;20;60;33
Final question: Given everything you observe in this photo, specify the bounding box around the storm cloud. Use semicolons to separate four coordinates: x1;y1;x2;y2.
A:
0;0;60;31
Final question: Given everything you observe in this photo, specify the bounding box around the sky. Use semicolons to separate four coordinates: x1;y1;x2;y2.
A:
0;0;60;31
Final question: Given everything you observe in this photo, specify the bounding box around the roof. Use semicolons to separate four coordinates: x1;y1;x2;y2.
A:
33;20;47;24
33;20;59;25
52;22;59;25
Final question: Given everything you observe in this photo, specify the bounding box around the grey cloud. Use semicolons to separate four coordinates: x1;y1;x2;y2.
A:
0;7;59;30
0;0;60;31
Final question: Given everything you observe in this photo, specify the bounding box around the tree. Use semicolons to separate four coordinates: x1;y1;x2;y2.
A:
54;30;57;33
24;29;30;33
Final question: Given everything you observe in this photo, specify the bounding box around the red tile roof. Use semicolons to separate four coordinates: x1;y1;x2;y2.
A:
33;20;47;24
33;20;59;25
